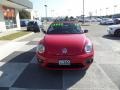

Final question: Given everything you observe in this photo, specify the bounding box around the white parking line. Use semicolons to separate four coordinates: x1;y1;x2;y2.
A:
63;63;119;90
96;63;119;90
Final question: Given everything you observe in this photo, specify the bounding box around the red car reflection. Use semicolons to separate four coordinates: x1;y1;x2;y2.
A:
36;22;94;70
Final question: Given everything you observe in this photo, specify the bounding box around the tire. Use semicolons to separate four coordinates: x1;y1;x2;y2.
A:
34;27;40;32
27;29;30;32
114;30;120;37
37;28;40;32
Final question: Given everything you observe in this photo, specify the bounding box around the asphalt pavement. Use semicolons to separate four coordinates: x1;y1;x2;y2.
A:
0;23;120;90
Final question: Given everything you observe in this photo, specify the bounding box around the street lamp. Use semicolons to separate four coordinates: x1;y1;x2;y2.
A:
106;8;108;16
114;5;117;15
82;0;85;24
67;9;71;17
99;9;102;17
112;5;117;19
51;10;54;18
95;9;98;16
35;10;38;18
44;5;47;22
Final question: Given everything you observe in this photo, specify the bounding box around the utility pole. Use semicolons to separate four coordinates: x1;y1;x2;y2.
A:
106;8;108;16
51;9;54;18
113;5;117;18
83;0;85;24
100;9;102;17
44;5;47;22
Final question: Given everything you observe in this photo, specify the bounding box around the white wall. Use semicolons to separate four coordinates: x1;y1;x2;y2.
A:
31;10;34;20
0;6;6;32
15;9;20;30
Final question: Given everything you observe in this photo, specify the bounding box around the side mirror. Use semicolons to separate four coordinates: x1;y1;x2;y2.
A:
84;30;88;33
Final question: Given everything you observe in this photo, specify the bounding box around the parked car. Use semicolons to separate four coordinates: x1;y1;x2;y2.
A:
107;24;120;36
36;21;94;70
27;20;43;32
113;18;120;24
100;18;114;25
90;18;97;22
96;18;102;22
20;19;29;27
78;18;91;22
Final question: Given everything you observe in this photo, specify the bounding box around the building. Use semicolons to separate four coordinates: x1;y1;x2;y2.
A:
0;0;33;32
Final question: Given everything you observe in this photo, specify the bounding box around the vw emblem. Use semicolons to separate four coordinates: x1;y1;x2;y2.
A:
62;48;67;54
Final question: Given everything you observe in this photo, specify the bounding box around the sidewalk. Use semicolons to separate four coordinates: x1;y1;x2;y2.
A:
0;28;33;46
0;27;27;37
0;29;32;60
0;30;18;37
0;30;19;46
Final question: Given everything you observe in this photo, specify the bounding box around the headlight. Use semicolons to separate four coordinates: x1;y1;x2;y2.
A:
36;44;45;53
84;42;93;53
109;27;113;30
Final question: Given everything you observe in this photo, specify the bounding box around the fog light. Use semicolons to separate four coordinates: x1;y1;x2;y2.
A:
85;59;93;64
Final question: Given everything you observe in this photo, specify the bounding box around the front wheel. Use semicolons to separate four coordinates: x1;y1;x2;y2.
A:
114;30;120;37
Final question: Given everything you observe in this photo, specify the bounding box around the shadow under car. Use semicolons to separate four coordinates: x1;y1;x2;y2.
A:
102;35;120;40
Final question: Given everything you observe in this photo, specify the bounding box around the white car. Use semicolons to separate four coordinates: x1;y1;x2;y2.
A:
107;24;120;36
100;18;114;25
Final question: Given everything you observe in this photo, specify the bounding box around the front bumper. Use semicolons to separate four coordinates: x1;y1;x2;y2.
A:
107;29;114;35
36;53;94;70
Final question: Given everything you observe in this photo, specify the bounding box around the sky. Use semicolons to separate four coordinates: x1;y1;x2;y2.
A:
30;0;120;17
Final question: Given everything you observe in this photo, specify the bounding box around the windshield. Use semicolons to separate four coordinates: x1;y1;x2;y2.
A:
28;21;34;26
47;23;83;34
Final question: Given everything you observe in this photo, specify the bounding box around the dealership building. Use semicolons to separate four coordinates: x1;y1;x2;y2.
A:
0;0;33;32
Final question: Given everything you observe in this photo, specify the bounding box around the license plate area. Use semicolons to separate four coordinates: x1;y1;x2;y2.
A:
59;60;71;65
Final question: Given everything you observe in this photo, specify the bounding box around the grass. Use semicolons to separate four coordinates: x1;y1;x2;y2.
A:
0;31;31;40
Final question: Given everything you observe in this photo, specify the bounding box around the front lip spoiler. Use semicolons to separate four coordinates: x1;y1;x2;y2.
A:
41;66;90;70
37;61;92;70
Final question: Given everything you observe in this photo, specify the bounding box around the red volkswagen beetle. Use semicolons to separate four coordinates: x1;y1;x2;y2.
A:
36;21;94;70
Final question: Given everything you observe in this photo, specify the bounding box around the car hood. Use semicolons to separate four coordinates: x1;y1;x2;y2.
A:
44;34;86;55
108;24;120;28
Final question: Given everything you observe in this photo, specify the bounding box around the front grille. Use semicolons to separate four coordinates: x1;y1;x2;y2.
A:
47;63;85;68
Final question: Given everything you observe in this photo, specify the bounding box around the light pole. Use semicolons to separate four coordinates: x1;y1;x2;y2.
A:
67;9;71;17
44;5;47;22
106;8;108;16
114;5;117;15
51;10;54;18
95;9;97;16
35;10;38;19
99;9;102;17
83;0;85;24
112;5;117;19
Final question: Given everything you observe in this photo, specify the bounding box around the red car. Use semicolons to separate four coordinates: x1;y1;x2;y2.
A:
36;22;94;70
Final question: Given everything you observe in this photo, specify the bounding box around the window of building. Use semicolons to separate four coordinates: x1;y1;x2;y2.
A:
2;6;17;29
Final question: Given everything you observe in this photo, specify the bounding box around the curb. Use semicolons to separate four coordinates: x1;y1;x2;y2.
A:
13;32;34;41
81;24;91;26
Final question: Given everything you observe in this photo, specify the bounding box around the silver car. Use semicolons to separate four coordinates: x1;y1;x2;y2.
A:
107;24;120;36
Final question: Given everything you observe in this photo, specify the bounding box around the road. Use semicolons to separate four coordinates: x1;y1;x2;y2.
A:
0;23;120;90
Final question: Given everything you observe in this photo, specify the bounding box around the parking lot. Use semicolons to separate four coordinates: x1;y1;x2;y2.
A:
0;23;120;90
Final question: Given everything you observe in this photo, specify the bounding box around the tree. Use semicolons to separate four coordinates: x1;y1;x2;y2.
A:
64;16;69;21
70;16;74;20
19;10;31;19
